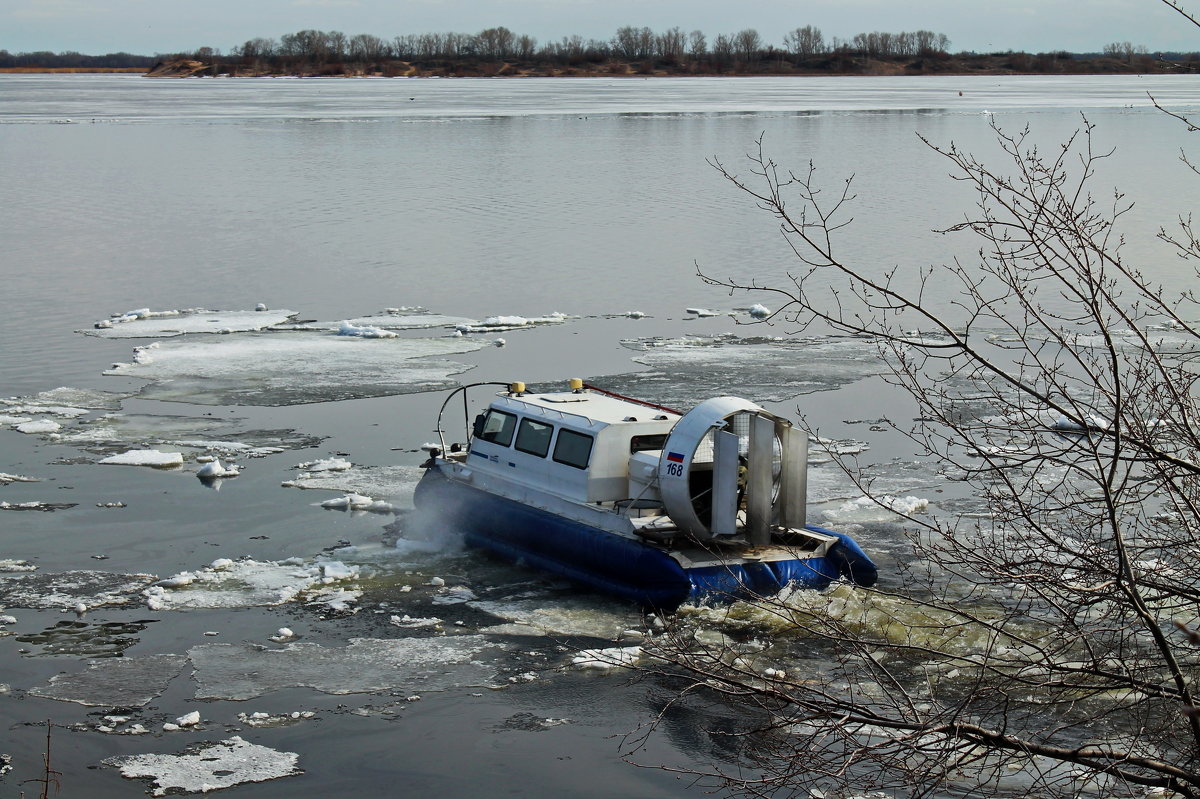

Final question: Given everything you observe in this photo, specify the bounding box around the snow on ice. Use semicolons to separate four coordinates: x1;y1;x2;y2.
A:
569;646;643;671
85;307;298;338
196;458;239;479
99;449;185;468
104;330;484;406
14;419;61;435
822;494;930;524
283;464;421;510
104;736;301;796
0;570;155;610
453;312;569;334
337;320;398;338
143;558;361;611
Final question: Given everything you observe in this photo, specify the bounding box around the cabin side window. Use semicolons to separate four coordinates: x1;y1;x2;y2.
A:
514;418;554;458
553;429;594;469
630;433;667;453
477;409;517;447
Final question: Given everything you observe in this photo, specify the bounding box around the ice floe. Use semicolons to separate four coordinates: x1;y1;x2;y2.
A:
51;414;320;460
270;627;295;642
188;636;504;699
432;585;477;605
276;309;476;333
104;330;484;406
0;473;39;485
295;457;352;472
30;653;187;706
569;645;643;671
6;404;90;419
5;386;126;412
822;494;930;524
319;493;395;513
100;449;185;468
14;419;61;434
196;458;239;480
390;614;443;629
0;570;155;610
283;464;421;510
597;334;890;408
237;710;315;727
0;500;77;512
173;439;288;459
143;558;361;611
104;736;301;796
338;320;398;338
84;307;298;338
453;312;569;334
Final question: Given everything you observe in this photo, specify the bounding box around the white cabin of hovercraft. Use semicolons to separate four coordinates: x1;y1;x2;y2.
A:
468;381;681;505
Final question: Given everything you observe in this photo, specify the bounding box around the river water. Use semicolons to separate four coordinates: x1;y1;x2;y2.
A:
0;73;1198;797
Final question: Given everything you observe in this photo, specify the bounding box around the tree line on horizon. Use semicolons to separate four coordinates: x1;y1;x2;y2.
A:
2;24;1191;74
187;25;957;73
0;50;157;69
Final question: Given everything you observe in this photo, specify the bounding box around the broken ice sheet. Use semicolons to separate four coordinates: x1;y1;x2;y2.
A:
99;449;184;468
595;334;889;409
2;386;126;414
821;494;931;524
52;411;322;459
105;331;484;406
143;558;360;610
0;570;155;610
29;653;186;706
189;636;504;699
277;309;476;333
83;307;298;338
283;464;423;508
104;736;301;796
0;472;40;485
454;312;571;334
0;501;77;511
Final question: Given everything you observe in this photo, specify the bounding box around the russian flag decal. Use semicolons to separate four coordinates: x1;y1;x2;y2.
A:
666;451;685;463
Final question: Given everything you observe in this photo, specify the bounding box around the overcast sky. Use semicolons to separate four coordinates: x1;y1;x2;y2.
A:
4;0;1198;56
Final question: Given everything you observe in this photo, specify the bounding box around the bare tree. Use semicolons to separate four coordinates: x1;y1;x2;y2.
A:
477;26;515;59
711;33;734;65
733;28;763;63
783;25;825;58
656;26;687;62
612;26;655;60
631;113;1200;796
1104;41;1149;62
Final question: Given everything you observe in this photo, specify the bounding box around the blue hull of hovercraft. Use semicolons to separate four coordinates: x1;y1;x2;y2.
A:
414;467;876;609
